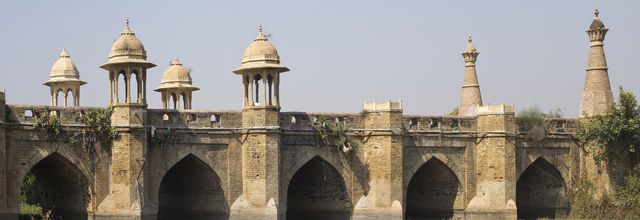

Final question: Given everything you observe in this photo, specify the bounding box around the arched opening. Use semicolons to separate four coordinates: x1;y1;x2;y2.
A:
406;158;460;219
131;71;140;103
158;154;227;220
118;71;127;103
516;158;568;219
254;74;262;105
55;89;64;106
66;89;74;107
181;93;188;109
19;153;90;220
170;93;177;110
286;157;351;220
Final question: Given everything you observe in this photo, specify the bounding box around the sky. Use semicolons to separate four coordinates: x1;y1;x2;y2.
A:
0;1;638;117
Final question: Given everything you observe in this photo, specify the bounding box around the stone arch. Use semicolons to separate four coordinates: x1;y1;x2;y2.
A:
158;153;228;219
405;157;461;219
283;152;353;195
17;151;92;219
56;88;64;106
404;154;463;190
130;70;140;103
117;70;127;103
285;155;352;220
516;157;569;219
66;88;74;106
517;155;570;187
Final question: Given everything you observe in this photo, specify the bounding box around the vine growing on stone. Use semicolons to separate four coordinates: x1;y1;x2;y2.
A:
311;116;357;153
33;109;61;138
73;107;118;153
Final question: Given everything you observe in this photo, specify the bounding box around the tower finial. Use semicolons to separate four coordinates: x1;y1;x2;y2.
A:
60;48;69;58
126;17;130;27
467;33;473;43
255;25;268;41
594;8;600;17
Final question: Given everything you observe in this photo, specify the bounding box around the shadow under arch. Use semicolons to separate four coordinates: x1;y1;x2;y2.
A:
286;156;352;220
516;157;568;219
158;154;228;220
20;152;91;220
405;157;460;220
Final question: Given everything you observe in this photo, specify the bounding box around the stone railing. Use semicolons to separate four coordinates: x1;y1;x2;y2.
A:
403;115;477;132
146;109;242;129
280;112;364;131
5;105;104;125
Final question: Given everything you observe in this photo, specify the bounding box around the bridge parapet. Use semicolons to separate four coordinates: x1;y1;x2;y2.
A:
146;109;242;129
5;105;104;125
403;115;477;132
280;112;364;131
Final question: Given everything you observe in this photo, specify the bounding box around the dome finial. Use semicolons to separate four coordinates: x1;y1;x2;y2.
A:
255;25;268;41
594;8;600;17
60;48;70;58
171;58;182;66
122;17;134;35
467;33;473;43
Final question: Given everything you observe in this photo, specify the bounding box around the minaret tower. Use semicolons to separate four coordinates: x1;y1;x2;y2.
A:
459;34;482;116
155;58;199;110
230;26;289;218
43;49;86;107
580;9;613;118
100;19;156;106
96;19;155;218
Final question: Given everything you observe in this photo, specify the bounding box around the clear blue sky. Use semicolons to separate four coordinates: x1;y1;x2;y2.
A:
1;1;638;117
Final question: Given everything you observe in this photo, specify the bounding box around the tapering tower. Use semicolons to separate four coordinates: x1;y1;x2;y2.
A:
459;35;482;116
154;58;199;110
100;19;156;106
230;26;289;219
96;19;155;218
43;49;86;107
580;9;613;118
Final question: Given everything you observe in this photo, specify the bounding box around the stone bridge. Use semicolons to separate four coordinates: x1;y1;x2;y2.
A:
0;99;579;220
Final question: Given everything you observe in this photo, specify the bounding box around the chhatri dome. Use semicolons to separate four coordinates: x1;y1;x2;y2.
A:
233;26;289;74
155;58;199;110
101;19;155;68
44;49;86;86
155;58;199;92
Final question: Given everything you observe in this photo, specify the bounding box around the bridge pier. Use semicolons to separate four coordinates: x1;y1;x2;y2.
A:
229;107;283;220
352;101;404;220
465;105;517;219
94;104;148;219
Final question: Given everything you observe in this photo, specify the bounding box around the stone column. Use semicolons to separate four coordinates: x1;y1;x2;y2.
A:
465;104;517;219
353;101;404;220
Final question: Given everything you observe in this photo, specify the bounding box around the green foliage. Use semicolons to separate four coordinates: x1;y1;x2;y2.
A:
19;172;44;219
311;116;357;153
19;172;35;203
578;87;640;164
82;107;118;141
80;107;118;151
617;164;640;216
33;109;61;136
448;107;459;116
516;106;562;142
19;203;43;219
